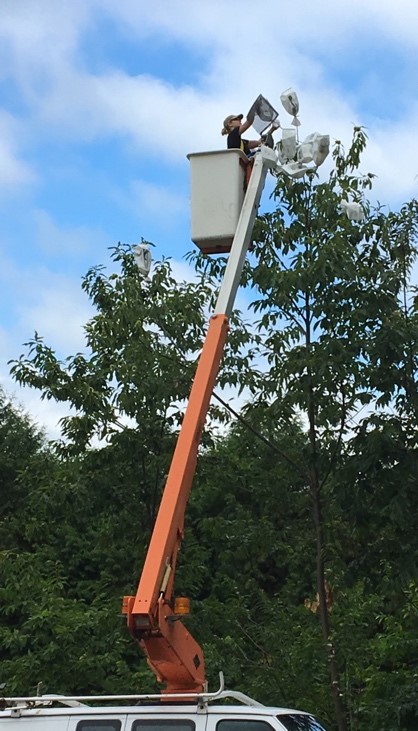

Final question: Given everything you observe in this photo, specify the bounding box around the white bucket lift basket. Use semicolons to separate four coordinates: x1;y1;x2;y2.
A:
187;149;249;254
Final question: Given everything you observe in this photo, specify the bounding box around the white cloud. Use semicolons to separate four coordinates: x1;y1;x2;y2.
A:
0;374;73;442
16;274;92;354
2;0;418;438
361;115;418;204
93;0;418;52
2;0;418;202
0;244;201;437
113;178;187;224
33;209;108;257
0;242;91;359
0;111;36;187
169;257;199;284
0;139;35;187
0;263;91;439
0;0;90;88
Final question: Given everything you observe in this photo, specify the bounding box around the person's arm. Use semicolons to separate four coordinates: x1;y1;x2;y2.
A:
239;117;253;134
239;117;262;147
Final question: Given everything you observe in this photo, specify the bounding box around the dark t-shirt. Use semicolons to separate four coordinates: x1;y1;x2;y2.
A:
227;127;250;155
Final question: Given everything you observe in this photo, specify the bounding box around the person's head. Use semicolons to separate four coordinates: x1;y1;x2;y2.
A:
221;113;243;135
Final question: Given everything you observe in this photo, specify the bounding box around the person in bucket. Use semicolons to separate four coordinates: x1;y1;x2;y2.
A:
221;113;262;156
221;112;277;156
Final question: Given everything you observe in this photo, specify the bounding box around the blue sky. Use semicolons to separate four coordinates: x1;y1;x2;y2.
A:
1;0;418;435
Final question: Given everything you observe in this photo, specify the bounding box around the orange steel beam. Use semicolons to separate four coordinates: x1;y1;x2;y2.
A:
123;313;229;693
123;149;272;693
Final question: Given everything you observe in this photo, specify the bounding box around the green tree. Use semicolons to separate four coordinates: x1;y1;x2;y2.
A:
0;407;170;695
10;245;215;453
334;412;418;731
188;128;418;730
183;406;333;720
7;130;418;730
0;388;47;550
5;246;254;695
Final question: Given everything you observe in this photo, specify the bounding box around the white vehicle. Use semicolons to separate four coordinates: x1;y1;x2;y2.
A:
0;685;326;731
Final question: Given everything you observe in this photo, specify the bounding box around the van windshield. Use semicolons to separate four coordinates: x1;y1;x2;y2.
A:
277;714;326;731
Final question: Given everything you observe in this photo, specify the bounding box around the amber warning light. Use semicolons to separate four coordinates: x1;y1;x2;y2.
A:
174;597;190;615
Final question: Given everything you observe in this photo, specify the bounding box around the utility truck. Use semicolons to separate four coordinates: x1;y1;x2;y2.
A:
0;147;327;730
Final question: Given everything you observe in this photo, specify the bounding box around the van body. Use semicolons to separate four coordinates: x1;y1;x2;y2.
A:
0;693;326;731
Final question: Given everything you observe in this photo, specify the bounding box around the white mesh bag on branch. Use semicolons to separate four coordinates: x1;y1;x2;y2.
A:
297;133;330;166
312;133;330;165
297;134;315;164
133;243;152;278
277;128;298;163
340;200;365;222
280;88;301;126
277;161;312;179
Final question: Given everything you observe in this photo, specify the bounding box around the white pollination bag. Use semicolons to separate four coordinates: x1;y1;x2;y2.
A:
297;133;330;166
133;243;152;278
278;128;298;163
340;200;365;222
280;88;301;126
312;133;330;166
279;161;311;179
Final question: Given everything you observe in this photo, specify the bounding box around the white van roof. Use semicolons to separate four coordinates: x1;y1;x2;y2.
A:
0;690;310;720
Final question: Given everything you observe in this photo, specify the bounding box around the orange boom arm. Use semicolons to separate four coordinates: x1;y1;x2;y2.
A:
122;148;275;695
123;314;228;692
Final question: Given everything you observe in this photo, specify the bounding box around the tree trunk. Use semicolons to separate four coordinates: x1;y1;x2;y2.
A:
310;456;348;731
305;292;348;731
